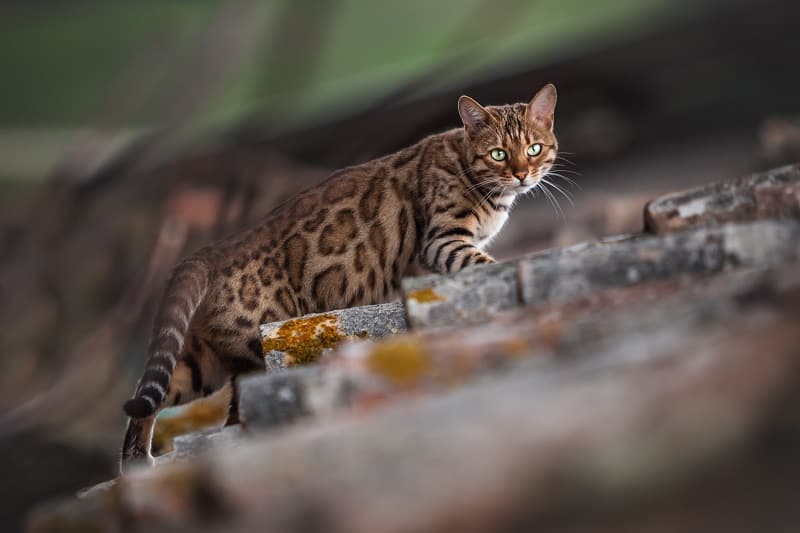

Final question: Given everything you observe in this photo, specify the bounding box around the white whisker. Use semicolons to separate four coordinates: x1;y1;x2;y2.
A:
549;165;582;177
535;181;563;219
548;173;582;189
478;184;501;212
541;178;576;207
466;177;501;193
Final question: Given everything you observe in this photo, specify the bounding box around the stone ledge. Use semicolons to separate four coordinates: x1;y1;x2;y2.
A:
260;301;406;371
29;267;800;533
27;164;800;533
239;366;385;431
519;219;800;306
404;219;800;329
645;163;800;233
401;260;519;330
241;266;800;435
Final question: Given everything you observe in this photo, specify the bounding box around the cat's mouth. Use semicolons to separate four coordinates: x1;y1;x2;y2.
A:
503;176;539;193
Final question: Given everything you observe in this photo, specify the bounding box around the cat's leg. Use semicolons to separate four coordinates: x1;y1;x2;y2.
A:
225;376;241;426
120;346;229;473
422;231;495;274
121;414;157;472
220;341;268;427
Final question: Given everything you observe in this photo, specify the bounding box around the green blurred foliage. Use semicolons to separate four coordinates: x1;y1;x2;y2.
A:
0;0;679;181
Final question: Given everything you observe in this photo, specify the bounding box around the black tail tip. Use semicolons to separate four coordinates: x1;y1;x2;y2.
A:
123;398;154;418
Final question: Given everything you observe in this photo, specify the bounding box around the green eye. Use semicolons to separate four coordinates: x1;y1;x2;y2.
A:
527;143;543;157
490;149;507;161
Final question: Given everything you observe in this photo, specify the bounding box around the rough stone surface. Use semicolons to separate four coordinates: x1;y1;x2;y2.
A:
157;426;243;465
402;260;519;330
519;231;722;306
260;301;406;371
520;220;800;306
239;366;384;431
721;219;800;266
28;267;800;533
645;163;800;233
406;219;800;327
26;165;800;533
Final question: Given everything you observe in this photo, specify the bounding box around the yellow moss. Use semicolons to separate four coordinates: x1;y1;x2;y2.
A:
407;287;445;303
367;339;430;387
261;313;344;366
152;387;229;455
501;338;530;356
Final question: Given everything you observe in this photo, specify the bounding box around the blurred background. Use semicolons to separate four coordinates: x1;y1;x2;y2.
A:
2;0;800;529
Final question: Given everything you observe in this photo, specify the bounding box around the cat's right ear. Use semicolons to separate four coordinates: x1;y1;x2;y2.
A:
458;96;492;136
526;84;557;131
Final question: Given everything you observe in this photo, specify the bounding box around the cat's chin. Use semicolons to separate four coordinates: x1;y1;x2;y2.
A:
502;181;538;195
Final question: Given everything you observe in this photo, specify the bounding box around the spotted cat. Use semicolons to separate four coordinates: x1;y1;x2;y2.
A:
122;84;560;470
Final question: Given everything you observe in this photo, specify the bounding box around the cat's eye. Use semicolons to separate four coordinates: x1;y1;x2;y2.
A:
490;149;507;161
527;143;543;157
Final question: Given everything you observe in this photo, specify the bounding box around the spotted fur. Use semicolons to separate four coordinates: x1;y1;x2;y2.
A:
121;84;560;471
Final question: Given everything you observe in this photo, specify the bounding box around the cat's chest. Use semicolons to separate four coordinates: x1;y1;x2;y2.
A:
475;210;510;249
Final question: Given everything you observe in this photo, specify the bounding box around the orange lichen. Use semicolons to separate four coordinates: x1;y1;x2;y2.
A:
537;317;564;349
500;338;531;356
261;313;344;366
367;339;430;387
152;387;230;455
407;287;445;303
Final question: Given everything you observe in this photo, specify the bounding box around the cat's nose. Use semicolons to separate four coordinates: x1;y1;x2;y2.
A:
514;171;527;181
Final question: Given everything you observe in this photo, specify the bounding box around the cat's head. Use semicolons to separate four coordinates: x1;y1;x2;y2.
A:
458;84;558;195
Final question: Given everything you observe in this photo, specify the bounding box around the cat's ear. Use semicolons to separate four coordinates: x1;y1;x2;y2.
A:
526;84;557;130
458;96;492;135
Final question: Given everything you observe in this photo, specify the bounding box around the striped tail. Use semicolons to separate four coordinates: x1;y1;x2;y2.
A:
123;257;210;418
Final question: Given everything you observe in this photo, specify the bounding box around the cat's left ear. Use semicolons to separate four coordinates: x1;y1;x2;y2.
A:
458;96;492;136
526;84;557;131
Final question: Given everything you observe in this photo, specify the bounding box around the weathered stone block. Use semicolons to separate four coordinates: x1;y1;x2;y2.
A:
29;266;800;533
520;230;723;306
239;366;380;431
520;220;800;307
260;301;406;371
645;164;800;233
402;261;520;330
721;219;800;267
160;426;243;464
43;268;800;533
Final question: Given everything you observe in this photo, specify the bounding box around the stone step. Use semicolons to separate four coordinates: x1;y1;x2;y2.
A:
27;164;800;532
259;301;406;371
403;219;800;329
519;219;800;305
29;265;800;532
241;265;800;433
644;163;800;233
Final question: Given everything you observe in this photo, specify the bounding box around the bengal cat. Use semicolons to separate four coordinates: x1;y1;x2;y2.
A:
122;84;560;471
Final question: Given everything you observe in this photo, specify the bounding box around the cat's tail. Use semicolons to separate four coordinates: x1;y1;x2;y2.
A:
123;256;210;418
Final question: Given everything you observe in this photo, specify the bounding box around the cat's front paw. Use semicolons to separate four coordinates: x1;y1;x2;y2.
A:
473;253;495;265
445;248;494;273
